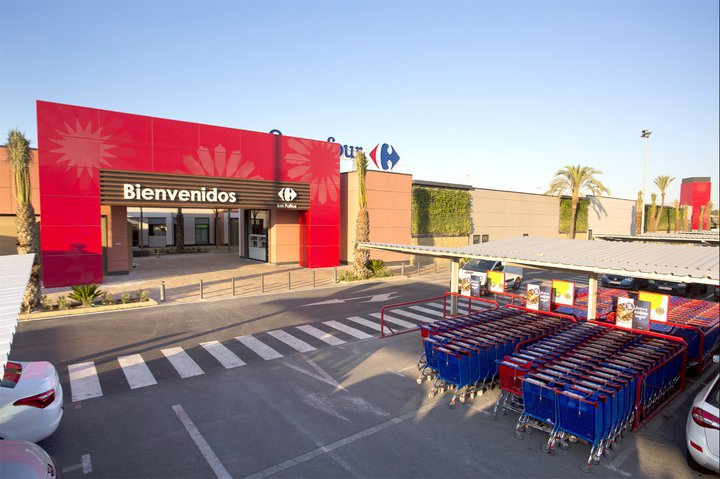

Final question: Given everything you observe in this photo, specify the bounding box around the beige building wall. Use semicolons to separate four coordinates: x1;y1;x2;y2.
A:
587;195;636;236
269;209;300;264
341;170;411;263
470;188;560;241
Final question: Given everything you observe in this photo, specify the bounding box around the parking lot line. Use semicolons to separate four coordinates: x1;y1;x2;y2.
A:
347;315;382;331
173;404;231;479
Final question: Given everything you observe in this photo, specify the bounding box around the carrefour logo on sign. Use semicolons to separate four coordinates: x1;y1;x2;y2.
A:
278;187;297;202
329;137;400;171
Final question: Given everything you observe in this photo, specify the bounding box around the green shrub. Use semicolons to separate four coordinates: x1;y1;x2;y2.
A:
102;292;114;305
68;284;104;307
56;296;69;310
120;292;131;304
140;290;150;302
412;187;472;236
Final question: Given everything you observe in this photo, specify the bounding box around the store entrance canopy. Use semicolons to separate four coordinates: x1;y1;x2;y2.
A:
358;237;719;318
0;254;35;371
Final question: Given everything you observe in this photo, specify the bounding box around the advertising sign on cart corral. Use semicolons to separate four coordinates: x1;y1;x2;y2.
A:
615;297;651;331
487;271;505;294
616;297;635;329
470;274;482;297
638;291;670;322
526;284;551;311
552;280;575;306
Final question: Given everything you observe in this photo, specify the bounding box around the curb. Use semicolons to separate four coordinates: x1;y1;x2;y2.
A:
20;299;158;320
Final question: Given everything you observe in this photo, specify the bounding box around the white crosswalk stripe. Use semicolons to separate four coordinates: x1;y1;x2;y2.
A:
118;354;157;389
68;362;103;402
236;335;283;360
387;309;435;323
296;325;346;346
200;341;246;368
323;320;373;339
267;330;316;353
347;316;382;332
161;347;204;378
409;305;444;317
370;312;416;329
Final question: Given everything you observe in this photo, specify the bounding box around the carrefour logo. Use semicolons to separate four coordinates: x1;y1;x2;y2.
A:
329;137;400;171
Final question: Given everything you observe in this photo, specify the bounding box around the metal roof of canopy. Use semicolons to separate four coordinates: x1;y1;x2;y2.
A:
0;254;35;371
594;231;720;246
358;236;720;285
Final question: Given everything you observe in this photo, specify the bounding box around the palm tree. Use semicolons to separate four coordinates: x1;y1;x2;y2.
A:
6;129;41;312
635;191;643;235
546;165;610;239
353;151;370;279
653;175;675;232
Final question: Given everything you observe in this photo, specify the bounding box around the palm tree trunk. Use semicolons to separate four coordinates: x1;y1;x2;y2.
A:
16;202;41;312
569;195;578;239
353;208;370;278
654;192;665;232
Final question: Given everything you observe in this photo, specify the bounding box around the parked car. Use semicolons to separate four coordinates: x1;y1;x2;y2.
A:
647;280;708;297
686;356;720;473
600;274;649;291
458;259;523;295
0;361;63;442
0;440;61;478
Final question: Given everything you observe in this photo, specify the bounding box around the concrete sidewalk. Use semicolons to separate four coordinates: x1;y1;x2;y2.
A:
42;252;451;306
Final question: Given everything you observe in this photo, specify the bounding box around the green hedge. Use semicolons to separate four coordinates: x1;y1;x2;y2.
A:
559;197;588;234
412;187;471;236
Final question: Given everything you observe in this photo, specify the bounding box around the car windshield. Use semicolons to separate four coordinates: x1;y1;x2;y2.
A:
462;259;497;272
709;377;720;408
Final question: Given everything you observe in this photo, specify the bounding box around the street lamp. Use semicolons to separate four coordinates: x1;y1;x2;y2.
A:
640;129;652;234
641;130;652;201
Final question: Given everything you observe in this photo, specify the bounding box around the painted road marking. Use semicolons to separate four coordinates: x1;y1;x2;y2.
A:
409;305;444;317
389;309;435;323
370;312;416;329
296;325;346;346
347;316;382;332
117;354;157;389
68;362;103;402
173;405;232;479
268;330;316;353
323;320;373;339
200;340;246;368
161;347;204;378
236;335;283;360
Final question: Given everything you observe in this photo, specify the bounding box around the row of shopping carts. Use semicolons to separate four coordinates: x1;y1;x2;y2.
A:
554;288;718;373
416;305;575;407
494;321;687;472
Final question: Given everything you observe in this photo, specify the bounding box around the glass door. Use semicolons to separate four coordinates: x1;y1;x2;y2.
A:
247;210;268;261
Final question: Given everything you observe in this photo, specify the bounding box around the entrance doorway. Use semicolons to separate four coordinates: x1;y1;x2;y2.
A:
246;210;268;262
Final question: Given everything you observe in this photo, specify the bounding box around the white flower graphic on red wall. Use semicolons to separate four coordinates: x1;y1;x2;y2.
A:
285;138;339;205
181;144;261;179
49;119;117;183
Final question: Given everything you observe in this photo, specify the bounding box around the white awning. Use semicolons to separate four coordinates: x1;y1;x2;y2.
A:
0;254;35;371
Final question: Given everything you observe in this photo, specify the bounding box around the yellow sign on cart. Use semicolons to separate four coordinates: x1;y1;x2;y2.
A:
638;291;669;322
487;271;505;293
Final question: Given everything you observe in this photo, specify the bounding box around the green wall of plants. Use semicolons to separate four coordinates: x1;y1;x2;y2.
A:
559;197;589;234
412;187;471;236
644;205;678;232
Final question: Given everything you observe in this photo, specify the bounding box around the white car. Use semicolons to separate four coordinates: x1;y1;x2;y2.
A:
0;440;60;478
0;361;64;443
458;259;523;295
686;359;719;473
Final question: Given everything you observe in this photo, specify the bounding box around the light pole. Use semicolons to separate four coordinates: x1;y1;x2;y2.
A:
641;130;652;233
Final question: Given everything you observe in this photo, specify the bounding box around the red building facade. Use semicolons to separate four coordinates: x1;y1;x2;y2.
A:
679;177;712;230
37;101;340;288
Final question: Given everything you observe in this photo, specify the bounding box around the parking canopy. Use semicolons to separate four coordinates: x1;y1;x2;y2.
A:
0;254;35;371
360;236;719;284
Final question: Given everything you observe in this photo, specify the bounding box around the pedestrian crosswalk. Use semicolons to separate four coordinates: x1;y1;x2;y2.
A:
65;301;449;402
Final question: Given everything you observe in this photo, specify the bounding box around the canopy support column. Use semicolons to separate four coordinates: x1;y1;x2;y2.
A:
450;258;459;315
587;272;598;320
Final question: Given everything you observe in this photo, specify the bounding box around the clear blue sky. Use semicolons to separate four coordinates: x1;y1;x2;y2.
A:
1;0;718;205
